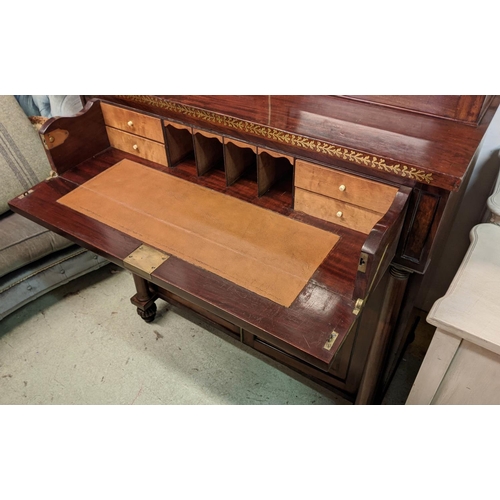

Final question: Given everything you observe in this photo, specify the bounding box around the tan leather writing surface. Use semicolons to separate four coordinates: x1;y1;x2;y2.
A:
58;160;339;306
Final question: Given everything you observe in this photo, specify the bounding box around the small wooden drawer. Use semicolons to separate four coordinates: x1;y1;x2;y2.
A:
106;127;167;166
295;160;397;214
101;102;164;143
294;187;383;234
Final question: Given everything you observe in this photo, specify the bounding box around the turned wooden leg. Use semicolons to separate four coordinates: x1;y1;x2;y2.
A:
130;274;158;323
355;266;410;405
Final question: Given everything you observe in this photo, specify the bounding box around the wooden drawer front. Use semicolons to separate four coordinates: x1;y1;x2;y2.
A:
295;160;397;214
294;187;383;234
106;127;167;166
102;102;164;143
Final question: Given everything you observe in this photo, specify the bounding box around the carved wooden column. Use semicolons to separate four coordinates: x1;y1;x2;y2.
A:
355;266;410;405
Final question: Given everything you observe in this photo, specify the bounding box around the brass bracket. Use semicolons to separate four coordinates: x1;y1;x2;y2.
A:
17;189;34;199
358;252;368;273
124;244;170;279
353;298;364;316
42;129;69;150
323;331;339;350
45;170;59;181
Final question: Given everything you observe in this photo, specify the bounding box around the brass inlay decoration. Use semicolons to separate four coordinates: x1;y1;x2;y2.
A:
323;331;339;351
117;95;434;184
124;244;170;278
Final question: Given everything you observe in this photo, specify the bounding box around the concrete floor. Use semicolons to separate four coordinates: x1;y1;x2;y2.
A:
0;264;434;405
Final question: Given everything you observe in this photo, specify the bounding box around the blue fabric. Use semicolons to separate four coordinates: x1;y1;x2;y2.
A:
14;95;83;118
14;95;42;117
15;95;51;117
33;95;51;117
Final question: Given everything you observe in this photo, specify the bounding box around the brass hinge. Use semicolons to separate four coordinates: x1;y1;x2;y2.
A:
353;298;364;316
323;330;339;350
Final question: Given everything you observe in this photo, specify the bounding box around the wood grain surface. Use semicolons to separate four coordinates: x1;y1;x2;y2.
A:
88;95;499;192
106;127;167;166
101;102;165;142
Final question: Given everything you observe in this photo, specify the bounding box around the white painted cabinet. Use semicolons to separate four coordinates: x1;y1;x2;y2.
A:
407;223;500;405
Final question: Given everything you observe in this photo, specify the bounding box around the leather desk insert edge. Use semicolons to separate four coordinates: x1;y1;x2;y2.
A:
57;159;340;307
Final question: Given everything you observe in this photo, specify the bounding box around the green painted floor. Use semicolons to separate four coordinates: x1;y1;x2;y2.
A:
0;264;434;405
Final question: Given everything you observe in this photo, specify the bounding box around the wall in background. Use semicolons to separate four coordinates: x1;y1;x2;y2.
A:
416;106;500;312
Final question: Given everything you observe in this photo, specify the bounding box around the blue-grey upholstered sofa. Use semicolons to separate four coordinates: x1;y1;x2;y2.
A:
0;95;108;321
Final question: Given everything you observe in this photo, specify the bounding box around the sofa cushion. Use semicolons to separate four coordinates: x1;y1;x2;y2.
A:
0;245;109;321
0;211;72;279
0;95;52;215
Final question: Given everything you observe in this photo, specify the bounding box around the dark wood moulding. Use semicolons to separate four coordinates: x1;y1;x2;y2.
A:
86;95;500;192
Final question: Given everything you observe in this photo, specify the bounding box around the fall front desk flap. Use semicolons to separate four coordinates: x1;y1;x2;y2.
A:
57;159;340;307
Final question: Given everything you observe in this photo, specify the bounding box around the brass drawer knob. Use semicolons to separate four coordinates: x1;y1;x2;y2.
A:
339;184;346;192
128;120;134;127
133;144;139;150
336;211;343;218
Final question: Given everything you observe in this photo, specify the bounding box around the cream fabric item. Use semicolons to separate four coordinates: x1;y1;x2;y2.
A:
0;95;52;214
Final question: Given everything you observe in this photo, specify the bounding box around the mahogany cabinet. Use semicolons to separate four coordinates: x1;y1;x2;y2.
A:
9;95;499;404
342;95;494;124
